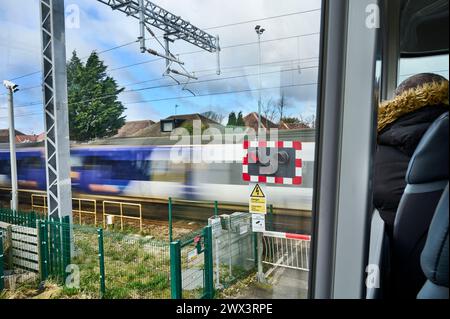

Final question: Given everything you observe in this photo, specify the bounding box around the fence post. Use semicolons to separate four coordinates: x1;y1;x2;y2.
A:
253;232;258;268
62;216;71;283
268;204;274;231
168;197;173;243
0;231;4;291
170;240;182;299
203;225;215;299
214;201;218;217
97;228;106;298
38;220;49;281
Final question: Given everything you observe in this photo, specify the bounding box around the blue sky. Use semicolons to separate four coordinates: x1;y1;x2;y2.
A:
0;1;447;134
0;0;322;134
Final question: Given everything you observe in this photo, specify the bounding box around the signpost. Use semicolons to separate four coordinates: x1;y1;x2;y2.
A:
243;139;303;283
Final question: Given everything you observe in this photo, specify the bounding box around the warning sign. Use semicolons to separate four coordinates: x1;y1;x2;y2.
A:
251;184;265;197
249;183;267;214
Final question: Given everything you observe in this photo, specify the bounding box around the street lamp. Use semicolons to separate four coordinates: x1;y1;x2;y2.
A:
255;25;265;134
3;80;19;211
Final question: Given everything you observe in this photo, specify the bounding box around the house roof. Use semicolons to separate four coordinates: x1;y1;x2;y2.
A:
0;129;26;143
243;112;278;131
131;113;223;138
0;129;25;137
279;120;310;130
114;120;155;138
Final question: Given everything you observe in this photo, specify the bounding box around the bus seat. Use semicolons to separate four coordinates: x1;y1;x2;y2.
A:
391;112;449;298
417;184;449;299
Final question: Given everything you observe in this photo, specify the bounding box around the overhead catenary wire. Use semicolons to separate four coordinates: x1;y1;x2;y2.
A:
5;61;318;109
0;82;318;120
7;7;321;81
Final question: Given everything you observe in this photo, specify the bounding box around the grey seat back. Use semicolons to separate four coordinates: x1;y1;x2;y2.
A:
417;184;449;299
391;112;449;298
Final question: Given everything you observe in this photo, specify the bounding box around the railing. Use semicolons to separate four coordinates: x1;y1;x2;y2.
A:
262;231;311;272
31;194;48;215
72;198;97;226
102;201;143;232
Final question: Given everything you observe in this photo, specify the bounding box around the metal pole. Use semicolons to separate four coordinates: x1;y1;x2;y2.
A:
0;231;4;291
138;0;146;53
168;197;173;242
257;32;262;135
97;228;106;298
39;0;73;222
6;88;18;212
257;232;264;282
203;225;215;299
214;201;218;218
216;35;221;75
170;240;182;299
164;35;171;75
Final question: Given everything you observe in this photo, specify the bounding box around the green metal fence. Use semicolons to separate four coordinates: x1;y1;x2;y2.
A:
171;225;214;299
101;230;171;299
209;212;256;289
0;208;173;299
0;231;4;291
0;207;46;228
0;206;255;299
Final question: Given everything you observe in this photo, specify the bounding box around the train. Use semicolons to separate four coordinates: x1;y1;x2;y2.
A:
0;139;315;211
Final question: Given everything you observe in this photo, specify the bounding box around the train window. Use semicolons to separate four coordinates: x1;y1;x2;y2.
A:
17;156;42;169
398;54;449;83
150;161;186;183
0;159;10;175
70;156;83;168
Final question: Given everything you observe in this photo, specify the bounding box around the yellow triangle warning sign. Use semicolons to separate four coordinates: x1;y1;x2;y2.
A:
250;184;265;198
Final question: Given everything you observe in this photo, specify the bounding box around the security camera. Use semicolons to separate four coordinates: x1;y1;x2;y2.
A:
3;80;19;92
255;25;261;31
260;28;265;33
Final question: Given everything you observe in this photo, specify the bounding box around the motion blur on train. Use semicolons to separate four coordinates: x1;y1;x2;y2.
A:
0;137;315;210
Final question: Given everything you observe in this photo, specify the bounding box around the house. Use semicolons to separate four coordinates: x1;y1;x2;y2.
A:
131;113;224;138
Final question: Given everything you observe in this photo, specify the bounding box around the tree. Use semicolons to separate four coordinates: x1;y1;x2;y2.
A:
280;115;316;129
227;111;237;126
236;111;245;127
281;116;302;125
276;93;289;124
262;98;277;127
67;51;126;141
201;111;225;124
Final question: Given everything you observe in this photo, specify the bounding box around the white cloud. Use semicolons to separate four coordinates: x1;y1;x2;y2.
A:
0;0;322;133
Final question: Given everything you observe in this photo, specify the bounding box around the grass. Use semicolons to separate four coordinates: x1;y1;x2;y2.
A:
1;222;256;299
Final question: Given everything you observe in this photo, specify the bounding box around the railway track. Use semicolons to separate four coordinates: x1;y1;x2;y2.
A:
0;187;312;234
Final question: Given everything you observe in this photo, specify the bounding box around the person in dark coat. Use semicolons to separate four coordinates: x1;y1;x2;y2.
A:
373;73;449;235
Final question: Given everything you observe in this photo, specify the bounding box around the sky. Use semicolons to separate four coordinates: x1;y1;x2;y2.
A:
0;1;448;134
0;0;322;134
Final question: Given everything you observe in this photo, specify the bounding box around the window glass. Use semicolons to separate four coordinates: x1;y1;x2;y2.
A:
398;54;449;83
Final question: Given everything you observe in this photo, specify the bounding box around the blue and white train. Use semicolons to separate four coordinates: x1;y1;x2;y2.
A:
0;142;315;210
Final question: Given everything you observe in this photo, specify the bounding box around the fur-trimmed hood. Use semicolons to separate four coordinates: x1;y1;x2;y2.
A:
378;81;449;132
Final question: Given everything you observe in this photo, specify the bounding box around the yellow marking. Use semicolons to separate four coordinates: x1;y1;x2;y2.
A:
250;184;265;198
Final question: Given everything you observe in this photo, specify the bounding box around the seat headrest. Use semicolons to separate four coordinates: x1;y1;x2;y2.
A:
421;184;449;287
406;112;449;184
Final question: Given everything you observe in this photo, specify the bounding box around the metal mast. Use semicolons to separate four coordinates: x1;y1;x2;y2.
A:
39;0;73;222
97;0;221;78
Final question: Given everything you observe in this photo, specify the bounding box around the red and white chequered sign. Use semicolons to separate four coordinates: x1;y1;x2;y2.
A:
242;140;302;185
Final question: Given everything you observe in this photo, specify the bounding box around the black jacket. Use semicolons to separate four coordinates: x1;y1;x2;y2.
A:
373;105;448;231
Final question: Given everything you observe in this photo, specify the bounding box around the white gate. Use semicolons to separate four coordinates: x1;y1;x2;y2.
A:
262;231;311;272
